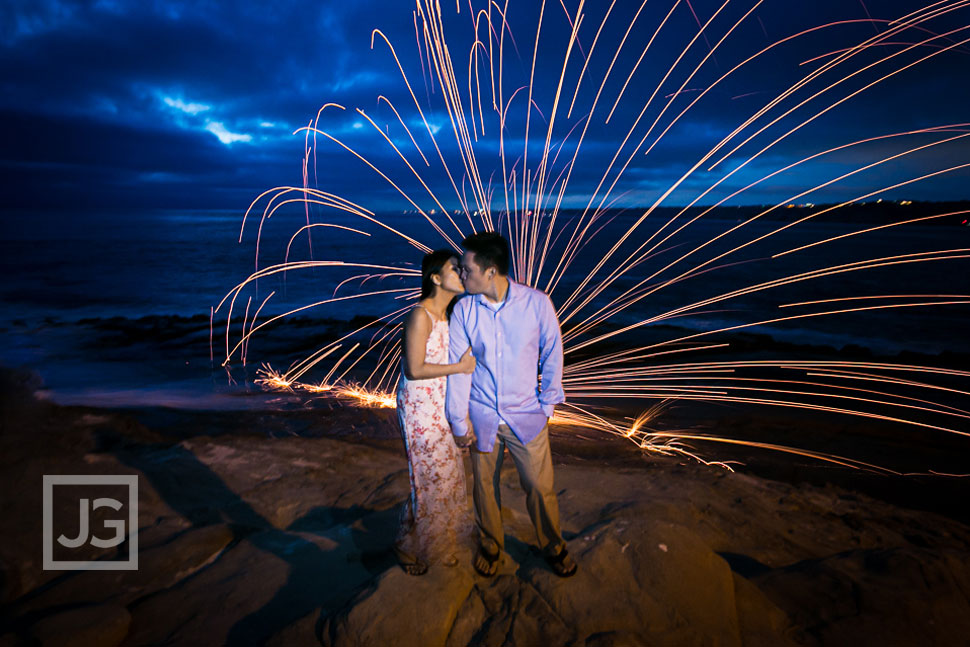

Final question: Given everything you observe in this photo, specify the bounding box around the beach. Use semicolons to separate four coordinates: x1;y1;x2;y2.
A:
2;362;970;646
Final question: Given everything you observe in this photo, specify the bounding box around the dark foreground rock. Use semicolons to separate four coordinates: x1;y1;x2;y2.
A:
28;603;130;647
1;370;969;646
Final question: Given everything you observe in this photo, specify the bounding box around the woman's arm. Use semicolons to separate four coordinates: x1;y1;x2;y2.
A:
403;308;475;380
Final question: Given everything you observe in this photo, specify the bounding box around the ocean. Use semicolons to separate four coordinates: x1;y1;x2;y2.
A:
2;207;968;410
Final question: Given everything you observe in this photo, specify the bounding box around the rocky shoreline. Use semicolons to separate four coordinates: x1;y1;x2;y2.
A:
1;366;969;646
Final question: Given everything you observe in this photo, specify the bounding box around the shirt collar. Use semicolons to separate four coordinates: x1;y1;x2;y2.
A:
476;278;519;309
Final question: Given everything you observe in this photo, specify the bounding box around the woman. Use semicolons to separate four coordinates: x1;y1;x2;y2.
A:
394;250;475;575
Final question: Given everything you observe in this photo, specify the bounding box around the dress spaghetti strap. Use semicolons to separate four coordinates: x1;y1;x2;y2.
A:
418;304;444;323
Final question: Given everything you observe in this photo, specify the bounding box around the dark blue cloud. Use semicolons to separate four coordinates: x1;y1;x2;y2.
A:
1;0;968;214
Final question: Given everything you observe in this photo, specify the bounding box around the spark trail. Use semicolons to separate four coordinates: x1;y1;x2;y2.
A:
217;0;970;472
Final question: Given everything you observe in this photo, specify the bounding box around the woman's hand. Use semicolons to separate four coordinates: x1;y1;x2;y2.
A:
457;347;476;374
454;417;476;448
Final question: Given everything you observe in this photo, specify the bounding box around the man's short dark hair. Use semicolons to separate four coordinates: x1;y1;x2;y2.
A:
462;231;510;276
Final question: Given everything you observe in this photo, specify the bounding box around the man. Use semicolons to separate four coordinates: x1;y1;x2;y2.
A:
446;231;577;578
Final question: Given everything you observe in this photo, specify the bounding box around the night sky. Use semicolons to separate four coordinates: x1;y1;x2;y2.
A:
2;0;969;214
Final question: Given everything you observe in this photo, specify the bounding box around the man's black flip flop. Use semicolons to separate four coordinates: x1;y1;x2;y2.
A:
545;546;577;577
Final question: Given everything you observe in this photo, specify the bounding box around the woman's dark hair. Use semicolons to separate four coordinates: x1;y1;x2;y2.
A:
420;249;459;317
462;231;510;276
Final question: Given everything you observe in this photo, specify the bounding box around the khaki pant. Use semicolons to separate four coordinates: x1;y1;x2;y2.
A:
470;423;564;555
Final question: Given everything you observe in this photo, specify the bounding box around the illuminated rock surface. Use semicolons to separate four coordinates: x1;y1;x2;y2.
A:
1;367;968;646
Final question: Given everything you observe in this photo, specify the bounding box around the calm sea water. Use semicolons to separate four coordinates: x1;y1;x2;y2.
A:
2;208;967;408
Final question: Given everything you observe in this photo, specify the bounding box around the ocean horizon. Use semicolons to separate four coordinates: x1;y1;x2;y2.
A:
3;204;968;411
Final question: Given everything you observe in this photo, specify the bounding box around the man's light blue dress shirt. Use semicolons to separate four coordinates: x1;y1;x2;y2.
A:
446;280;565;452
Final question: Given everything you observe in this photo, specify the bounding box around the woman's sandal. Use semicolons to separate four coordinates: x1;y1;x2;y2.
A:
544;545;578;578
393;546;428;576
473;544;500;577
401;560;428;576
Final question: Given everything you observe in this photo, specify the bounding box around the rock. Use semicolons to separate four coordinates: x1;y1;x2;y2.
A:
172;436;410;531
4;392;970;647
584;631;648;647
324;560;475;647
527;519;743;647
133;522;235;588
755;547;970;646
126;526;368;646
264;608;323;647
323;518;750;647
29;603;130;647
445;575;571;647
16;523;234;614
0;366;44;417
444;583;488;646
730;573;799;647
0;558;19;608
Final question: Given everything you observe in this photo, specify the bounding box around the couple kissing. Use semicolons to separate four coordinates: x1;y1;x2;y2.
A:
394;231;577;579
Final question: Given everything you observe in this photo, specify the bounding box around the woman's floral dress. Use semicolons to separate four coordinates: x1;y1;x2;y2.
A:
395;307;470;564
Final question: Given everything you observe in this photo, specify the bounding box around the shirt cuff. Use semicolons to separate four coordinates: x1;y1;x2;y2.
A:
450;419;469;436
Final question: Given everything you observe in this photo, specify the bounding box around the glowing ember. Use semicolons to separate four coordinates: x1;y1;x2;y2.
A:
254;365;294;391
335;385;397;409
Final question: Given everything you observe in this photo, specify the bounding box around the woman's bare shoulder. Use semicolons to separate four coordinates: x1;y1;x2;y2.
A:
405;303;433;330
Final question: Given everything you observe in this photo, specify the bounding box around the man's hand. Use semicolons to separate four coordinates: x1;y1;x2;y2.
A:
454;417;476;448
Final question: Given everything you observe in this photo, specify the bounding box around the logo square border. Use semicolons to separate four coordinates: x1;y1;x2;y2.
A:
43;474;139;571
